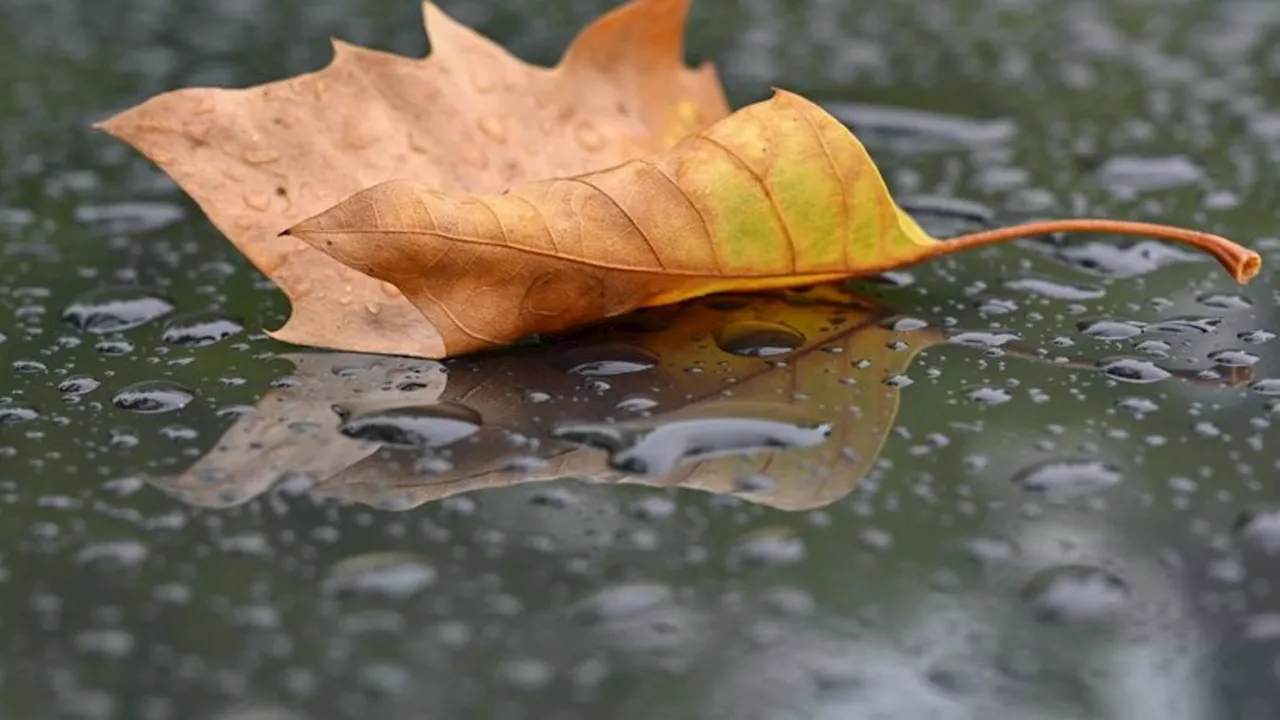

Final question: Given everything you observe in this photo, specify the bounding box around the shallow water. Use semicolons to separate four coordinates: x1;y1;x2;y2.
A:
3;0;1280;718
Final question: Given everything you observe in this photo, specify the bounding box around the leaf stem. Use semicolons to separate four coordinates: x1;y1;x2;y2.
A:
937;219;1262;284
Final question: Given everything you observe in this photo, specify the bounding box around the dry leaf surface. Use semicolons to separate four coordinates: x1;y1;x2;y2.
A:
98;0;728;357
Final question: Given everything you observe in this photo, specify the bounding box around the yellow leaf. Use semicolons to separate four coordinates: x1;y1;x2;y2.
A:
95;0;728;358
289;89;1261;357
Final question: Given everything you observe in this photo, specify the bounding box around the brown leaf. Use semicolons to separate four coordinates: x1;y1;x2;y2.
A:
96;0;728;357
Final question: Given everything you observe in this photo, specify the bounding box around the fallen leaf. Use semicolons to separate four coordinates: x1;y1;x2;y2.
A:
289;87;1261;357
150;284;1249;512
96;0;728;358
100;0;1259;360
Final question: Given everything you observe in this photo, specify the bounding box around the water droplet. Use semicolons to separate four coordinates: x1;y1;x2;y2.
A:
1208;349;1259;367
1250;379;1280;396
554;404;830;475
556;344;658;376
1238;329;1276;344
323;552;437;599
947;330;1020;348
616;395;659;412
571;582;674;624
1013;459;1122;497
1078;319;1145;341
75;629;135;659
1020;565;1130;624
1099;358;1171;384
337;403;481;449
1197;293;1253;310
73;201;184;233
1234;508;1280;555
713;320;805;357
161;312;244;347
1005;277;1105;301
732;526;806;566
880;315;929;332
75;540;149;569
1115;396;1159;415
964;386;1012;405
1145;316;1221;334
1094;155;1204;192
0;406;38;424
62;287;173;334
112;381;194;414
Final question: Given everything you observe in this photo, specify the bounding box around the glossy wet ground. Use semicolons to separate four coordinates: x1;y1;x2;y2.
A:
4;0;1280;718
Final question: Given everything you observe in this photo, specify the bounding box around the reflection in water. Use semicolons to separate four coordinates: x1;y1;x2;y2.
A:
156;285;1251;514
155;287;912;511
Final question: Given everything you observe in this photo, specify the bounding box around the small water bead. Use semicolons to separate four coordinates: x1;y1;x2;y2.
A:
95;337;134;356
556;344;658;376
0;406;39;424
1238;329;1276;344
1093;154;1204;192
61;287;173;334
964;387;1012;405
616;395;658;412
1013;459;1122;497
1005;277;1105;301
1021;565;1130;624
1234;508;1280;555
111;381;194;414
571;582;674;625
1078;319;1145;341
1099;358;1171;384
75;540;149;569
879;315;929;332
161;312;244;347
57;376;100;395
713;320;805;358
946;330;1020;348
1208;349;1260;367
337;402;481;448
731;526;806;566
1197;293;1253;310
1115;396;1160;415
322;552;437;599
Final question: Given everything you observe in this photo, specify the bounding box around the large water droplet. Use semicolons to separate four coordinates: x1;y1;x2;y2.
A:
571;582;674;625
554;404;830;475
1013;459;1122;497
1208;349;1259;367
1145;316;1221;334
1021;565;1130;624
1078;319;1145;341
161;312;244;347
337;402;481;448
1099;358;1172;384
556;344;659;376
1197;293;1253;310
62;287;173;334
322;552;437;599
713;320;805;358
112;381;194;414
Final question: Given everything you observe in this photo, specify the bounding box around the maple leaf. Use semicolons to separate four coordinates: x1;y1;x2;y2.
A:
96;0;728;358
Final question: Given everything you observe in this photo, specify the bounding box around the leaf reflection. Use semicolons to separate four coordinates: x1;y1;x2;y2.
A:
153;285;1250;512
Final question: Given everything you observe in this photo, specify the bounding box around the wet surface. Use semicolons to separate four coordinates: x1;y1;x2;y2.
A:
3;0;1280;718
